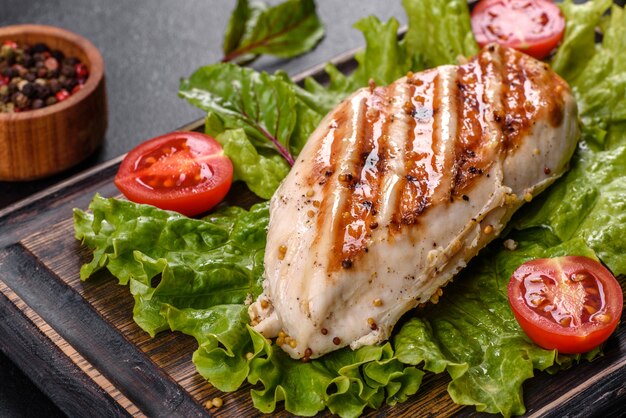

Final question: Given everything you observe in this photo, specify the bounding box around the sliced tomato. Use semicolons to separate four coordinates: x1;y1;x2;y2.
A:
471;0;566;59
115;132;233;216
508;256;623;353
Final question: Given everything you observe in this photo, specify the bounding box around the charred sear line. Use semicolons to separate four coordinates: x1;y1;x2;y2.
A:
498;48;530;151
311;102;352;251
331;92;384;270
451;62;488;196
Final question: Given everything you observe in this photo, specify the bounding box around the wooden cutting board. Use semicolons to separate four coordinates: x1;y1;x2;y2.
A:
0;53;624;418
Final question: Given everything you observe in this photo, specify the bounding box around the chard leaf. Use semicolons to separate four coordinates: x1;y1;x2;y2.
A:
216;128;290;200
179;63;299;164
222;0;324;64
222;0;267;63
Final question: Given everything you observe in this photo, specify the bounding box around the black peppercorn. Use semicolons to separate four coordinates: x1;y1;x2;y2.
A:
12;91;29;109
31;98;44;109
21;82;36;98
51;49;65;62
61;63;76;78
31;42;50;54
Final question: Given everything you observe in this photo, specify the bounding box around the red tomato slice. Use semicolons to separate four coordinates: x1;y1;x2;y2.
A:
471;0;566;59
115;132;233;217
508;256;623;354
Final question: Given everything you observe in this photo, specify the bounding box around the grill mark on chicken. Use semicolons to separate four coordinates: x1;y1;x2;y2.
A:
332;87;389;269
310;97;356;253
452;57;490;196
500;47;531;151
433;67;458;206
397;71;438;226
324;94;371;270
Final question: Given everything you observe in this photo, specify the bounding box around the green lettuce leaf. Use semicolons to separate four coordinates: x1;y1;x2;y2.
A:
350;16;411;87
551;0;613;82
402;0;478;68
552;1;626;147
247;333;422;417
516;0;626;275
74;195;269;335
222;0;324;64
514;144;626;276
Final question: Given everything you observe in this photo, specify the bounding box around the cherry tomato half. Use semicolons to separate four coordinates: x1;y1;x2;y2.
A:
508;256;623;354
115;132;233;217
471;0;566;59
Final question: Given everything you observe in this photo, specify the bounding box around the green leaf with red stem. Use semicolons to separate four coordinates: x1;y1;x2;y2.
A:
222;0;324;64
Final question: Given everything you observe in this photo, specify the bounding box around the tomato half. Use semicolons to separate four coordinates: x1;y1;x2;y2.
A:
471;0;566;59
115;132;233;217
508;256;623;353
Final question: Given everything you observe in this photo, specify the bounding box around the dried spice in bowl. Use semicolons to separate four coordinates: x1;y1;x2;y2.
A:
0;39;89;113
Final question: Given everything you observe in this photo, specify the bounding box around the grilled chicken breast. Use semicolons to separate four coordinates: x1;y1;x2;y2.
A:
249;44;579;360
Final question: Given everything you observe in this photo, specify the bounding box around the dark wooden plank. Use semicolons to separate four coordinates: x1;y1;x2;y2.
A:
0;244;208;418
0;285;131;418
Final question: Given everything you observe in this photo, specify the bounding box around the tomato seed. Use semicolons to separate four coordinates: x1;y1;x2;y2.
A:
145;156;156;165
530;297;544;306
559;317;572;327
593;313;611;324
583;305;597;315
570;273;588;282
163;178;174;188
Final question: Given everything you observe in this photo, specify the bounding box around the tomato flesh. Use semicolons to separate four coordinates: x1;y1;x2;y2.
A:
115;132;233;216
508;256;623;353
471;0;566;59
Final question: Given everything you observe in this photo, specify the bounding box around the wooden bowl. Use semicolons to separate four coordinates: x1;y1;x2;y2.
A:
0;24;107;181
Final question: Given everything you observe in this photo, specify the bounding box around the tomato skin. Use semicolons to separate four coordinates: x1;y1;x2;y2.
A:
508;256;623;354
115;132;233;217
471;0;566;59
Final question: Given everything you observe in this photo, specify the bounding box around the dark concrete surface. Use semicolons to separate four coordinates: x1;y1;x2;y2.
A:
0;1;405;416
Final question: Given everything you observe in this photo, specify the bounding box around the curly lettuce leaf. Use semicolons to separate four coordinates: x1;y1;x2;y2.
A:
350;16;412;87
552;1;626;147
551;0;613;81
75;194;422;417
222;0;324;64
74;195;269;335
247;333;422;417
